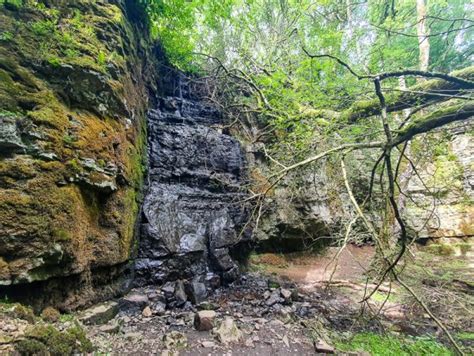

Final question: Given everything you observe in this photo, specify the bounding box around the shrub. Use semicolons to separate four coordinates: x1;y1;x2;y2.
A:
40;307;60;322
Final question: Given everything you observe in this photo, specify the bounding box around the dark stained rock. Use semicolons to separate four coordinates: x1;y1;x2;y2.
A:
186;280;208;304
194;310;216;331
120;292;149;311
0;115;25;154
135;94;251;293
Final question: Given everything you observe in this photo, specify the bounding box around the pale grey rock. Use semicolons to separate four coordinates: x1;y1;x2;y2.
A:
214;317;242;344
0;115;24;153
79;301;119;325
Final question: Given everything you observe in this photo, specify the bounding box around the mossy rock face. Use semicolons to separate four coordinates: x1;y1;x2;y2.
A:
0;1;159;308
404;129;474;240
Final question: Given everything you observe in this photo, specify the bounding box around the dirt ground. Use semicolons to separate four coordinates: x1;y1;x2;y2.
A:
85;244;473;355
3;244;471;355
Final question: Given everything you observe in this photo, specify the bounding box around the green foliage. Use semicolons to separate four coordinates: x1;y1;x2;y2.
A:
15;339;48;355
457;332;474;341
52;228;71;242
47;56;61;68
31;20;56;36
335;332;453;356
1;0;23;10
97;51;107;66
0;31;13;41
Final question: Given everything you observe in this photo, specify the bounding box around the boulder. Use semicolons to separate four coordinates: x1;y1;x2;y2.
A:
120;292;149;311
265;290;283;306
194;310;217;331
214;317;242;344
174;280;187;306
78;301;118;325
186;280;207;304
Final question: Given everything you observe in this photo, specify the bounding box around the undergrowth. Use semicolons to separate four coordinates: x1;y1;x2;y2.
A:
335;332;453;356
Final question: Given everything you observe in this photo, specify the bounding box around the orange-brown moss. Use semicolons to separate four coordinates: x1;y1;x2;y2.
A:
40;306;60;323
0;257;10;280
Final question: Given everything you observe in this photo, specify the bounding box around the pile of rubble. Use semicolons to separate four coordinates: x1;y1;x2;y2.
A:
77;273;357;354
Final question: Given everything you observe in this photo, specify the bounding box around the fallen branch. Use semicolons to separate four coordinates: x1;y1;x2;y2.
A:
391;101;474;146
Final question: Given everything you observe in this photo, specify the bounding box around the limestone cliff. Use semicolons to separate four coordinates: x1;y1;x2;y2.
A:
0;0;159;310
404;125;473;251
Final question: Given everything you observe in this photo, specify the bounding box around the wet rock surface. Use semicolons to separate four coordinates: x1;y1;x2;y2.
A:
135;94;250;289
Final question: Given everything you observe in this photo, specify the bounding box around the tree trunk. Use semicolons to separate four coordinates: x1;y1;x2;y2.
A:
416;0;430;73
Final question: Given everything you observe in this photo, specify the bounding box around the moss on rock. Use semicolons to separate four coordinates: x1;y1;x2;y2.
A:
0;0;157;308
19;323;94;355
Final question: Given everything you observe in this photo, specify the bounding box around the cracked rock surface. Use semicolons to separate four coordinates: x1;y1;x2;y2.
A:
135;94;251;289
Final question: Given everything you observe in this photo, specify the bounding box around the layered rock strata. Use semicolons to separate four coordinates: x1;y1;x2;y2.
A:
135;94;250;292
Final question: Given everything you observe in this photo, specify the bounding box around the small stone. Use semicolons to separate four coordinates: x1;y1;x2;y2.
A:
124;332;142;340
162;282;176;298
201;341;216;348
280;288;292;300
194;310;217;331
38;152;58;161
214;317;242;344
153;301;167;316
314;339;335;354
269;319;284;327
147;292;159;300
173;319;186;326
142;306;153;317
245;338;255;347
99;323;120;334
